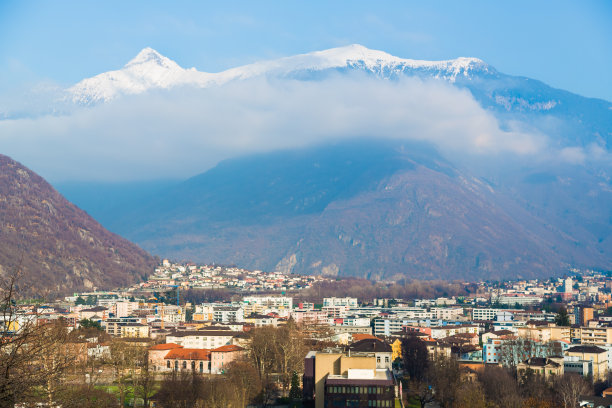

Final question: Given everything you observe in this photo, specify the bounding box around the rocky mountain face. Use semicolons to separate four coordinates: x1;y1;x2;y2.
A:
98;141;610;281
0;155;156;296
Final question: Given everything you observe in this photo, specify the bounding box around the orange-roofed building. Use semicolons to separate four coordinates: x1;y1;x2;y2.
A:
210;345;245;374
351;333;380;342
148;343;184;370
150;343;183;350
163;348;212;373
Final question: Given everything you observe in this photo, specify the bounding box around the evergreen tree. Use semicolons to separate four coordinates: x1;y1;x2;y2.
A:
555;306;570;326
289;371;302;401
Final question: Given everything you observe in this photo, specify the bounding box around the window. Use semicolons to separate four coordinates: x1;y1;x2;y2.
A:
200;361;204;373
166;360;170;369
385;356;389;363
182;361;187;370
377;356;381;363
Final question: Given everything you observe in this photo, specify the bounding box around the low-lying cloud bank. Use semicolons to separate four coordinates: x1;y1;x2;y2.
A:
0;74;585;181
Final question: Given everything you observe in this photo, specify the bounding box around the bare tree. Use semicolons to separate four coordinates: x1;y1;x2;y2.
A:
478;365;522;408
0;267;73;407
454;380;487;408
407;379;434;408
225;360;261;408
108;339;142;407
555;374;591;408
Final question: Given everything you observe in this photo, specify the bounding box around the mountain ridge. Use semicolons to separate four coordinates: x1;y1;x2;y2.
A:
67;44;497;104
0;154;157;296
97;141;611;281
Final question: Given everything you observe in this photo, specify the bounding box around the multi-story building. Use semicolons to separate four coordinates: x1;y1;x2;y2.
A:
430;307;464;320
565;345;608;381
348;339;393;370
113;301;140;318
373;318;417;337
213;306;244;323
498;295;542;306
303;349;396;408
242;295;293;310
105;317;144;336
323;297;358;308
429;325;480;339
322;305;350;318
516;357;564;381
571;326;612;345
120;323;150;338
472;308;521;321
290;310;329;326
574;306;594;326
165;329;238;349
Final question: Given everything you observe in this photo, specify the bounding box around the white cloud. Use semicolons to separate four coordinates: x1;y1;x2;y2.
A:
0;75;551;181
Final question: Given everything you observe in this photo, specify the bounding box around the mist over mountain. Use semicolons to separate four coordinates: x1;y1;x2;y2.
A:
4;45;611;280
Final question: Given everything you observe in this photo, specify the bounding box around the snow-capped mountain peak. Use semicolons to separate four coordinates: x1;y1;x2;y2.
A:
124;47;176;69
67;44;495;105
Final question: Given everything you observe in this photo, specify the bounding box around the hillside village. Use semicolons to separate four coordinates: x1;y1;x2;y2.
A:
4;261;612;407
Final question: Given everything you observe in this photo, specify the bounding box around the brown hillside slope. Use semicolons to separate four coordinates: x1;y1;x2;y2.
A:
0;154;156;297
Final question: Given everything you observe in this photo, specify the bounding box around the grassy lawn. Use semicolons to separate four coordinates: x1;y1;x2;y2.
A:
404;396;422;408
94;382;162;406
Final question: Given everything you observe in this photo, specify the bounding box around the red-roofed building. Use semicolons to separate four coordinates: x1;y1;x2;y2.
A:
148;343;184;371
163;348;212;373
351;333;380;342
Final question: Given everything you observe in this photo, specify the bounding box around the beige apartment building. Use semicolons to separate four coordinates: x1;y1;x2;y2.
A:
565;345;608;381
570;326;612;345
517;325;570;343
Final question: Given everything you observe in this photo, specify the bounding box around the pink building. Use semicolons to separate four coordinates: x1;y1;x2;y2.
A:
210;345;246;374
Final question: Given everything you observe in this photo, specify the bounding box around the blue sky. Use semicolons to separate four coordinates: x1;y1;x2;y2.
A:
1;0;611;101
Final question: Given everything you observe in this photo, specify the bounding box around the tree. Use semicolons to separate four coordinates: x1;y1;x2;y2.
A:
454;381;486;408
225;361;262;408
0;267;73;406
401;335;429;381
555;307;570;327
108;339;142;407
407;379;435;408
428;356;461;407
79;318;102;330
478;365;522;408
289;371;302;401
134;348;156;408
156;370;205;408
248;324;307;396
554;374;591;408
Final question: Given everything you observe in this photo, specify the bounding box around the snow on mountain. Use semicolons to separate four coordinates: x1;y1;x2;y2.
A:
68;48;212;104
67;44;495;104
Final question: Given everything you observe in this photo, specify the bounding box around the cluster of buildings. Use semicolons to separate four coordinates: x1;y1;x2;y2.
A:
131;259;328;293
5;259;612;406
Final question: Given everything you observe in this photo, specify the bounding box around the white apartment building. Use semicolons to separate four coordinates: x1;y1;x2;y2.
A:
113;301;140;318
165;330;237;349
213;306;244;323
242;296;293;310
431;324;480;339
373;318;418;337
323;297;358;308
430;307;464;320
472;308;518;321
497;295;542;306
